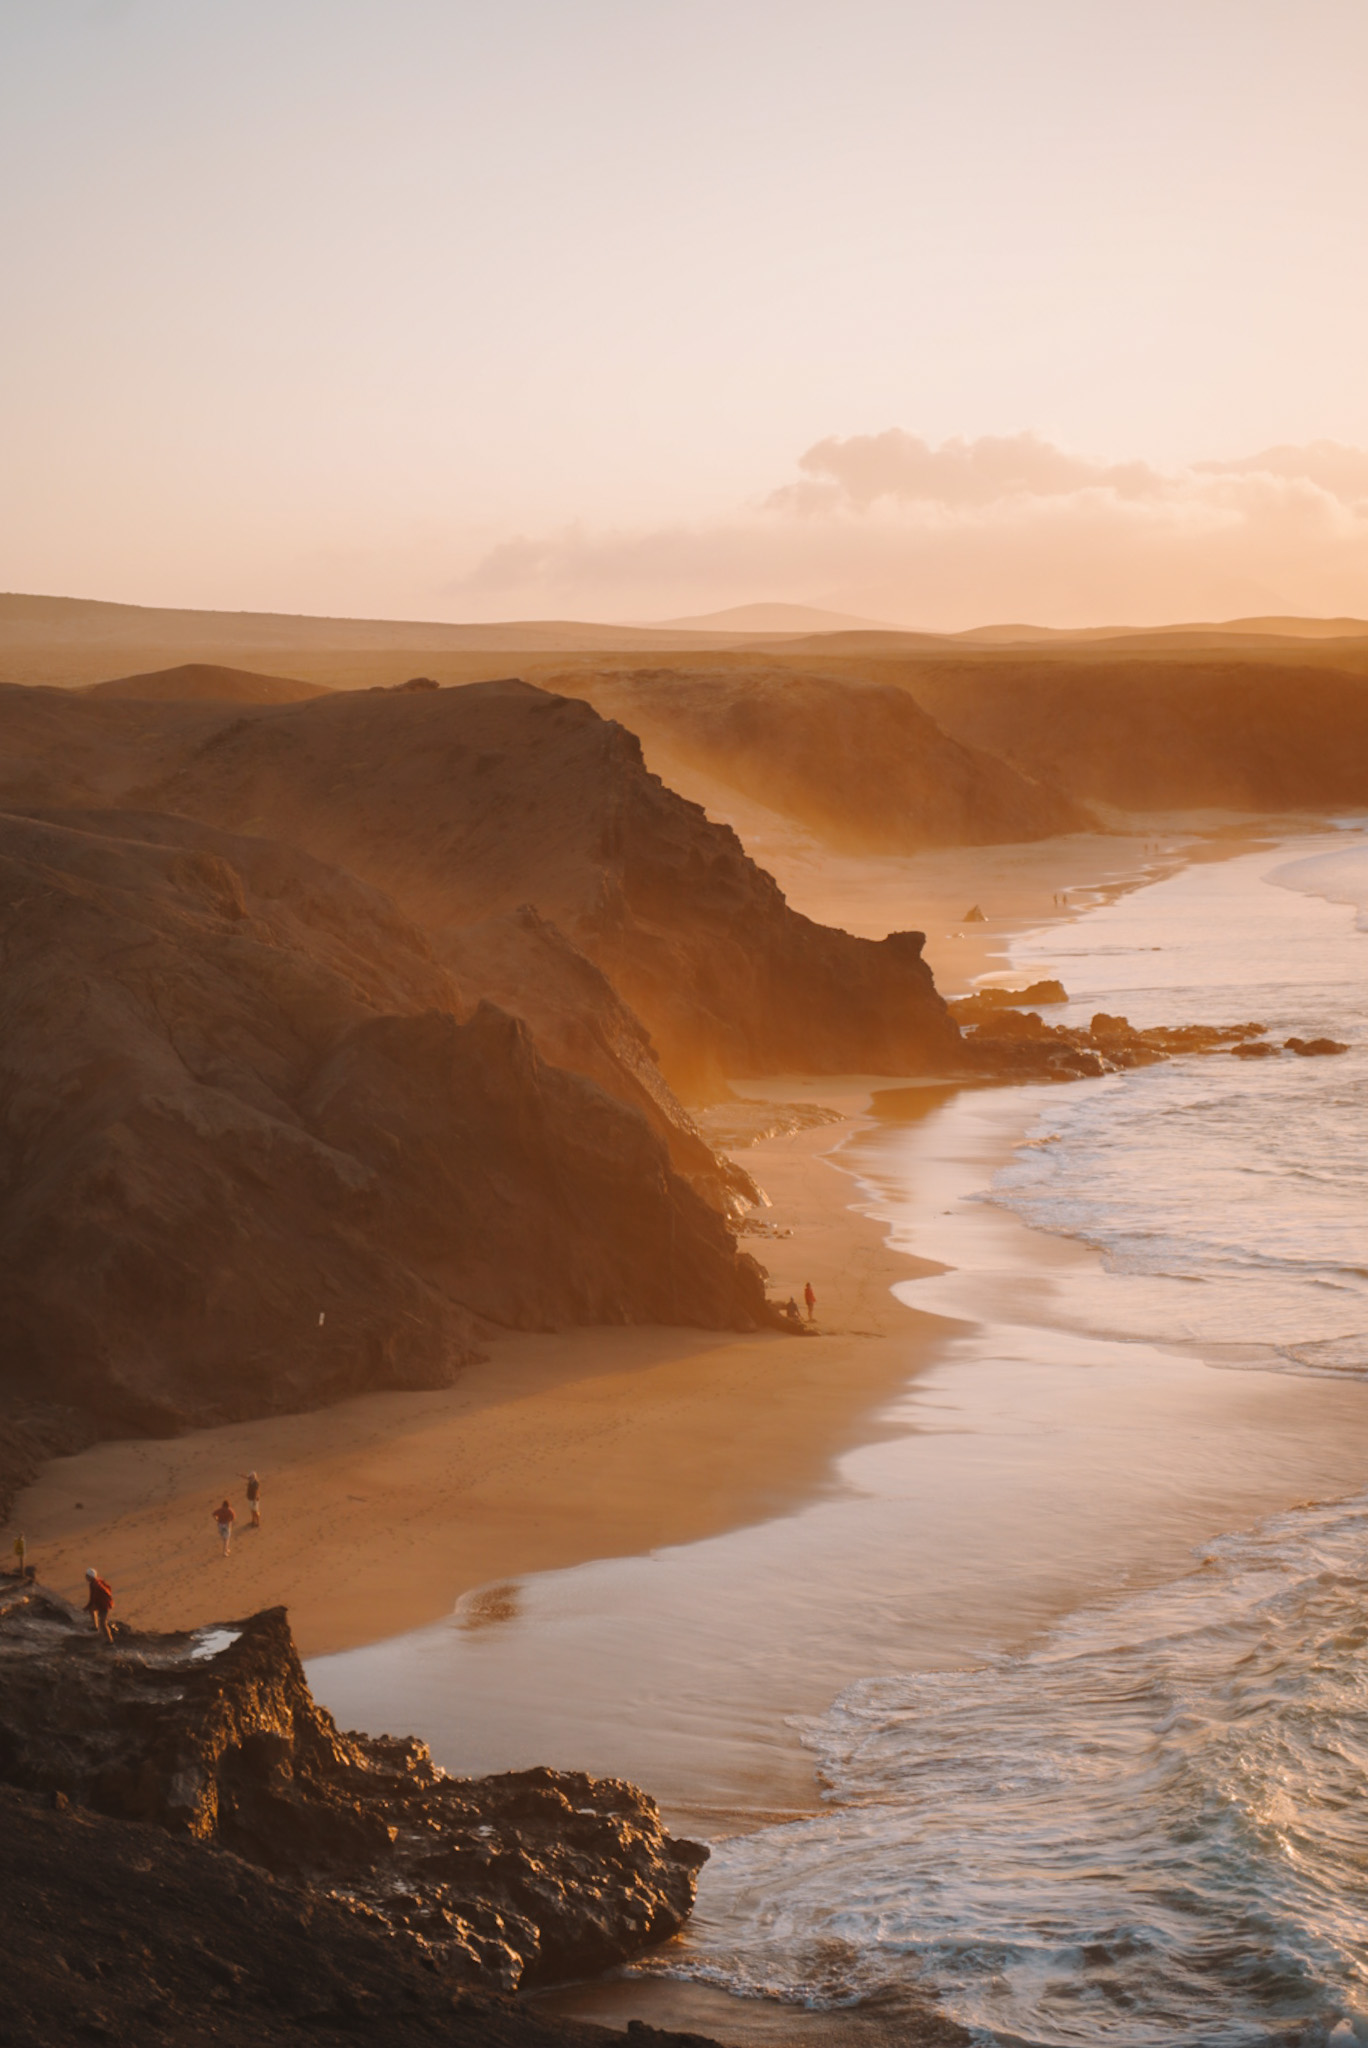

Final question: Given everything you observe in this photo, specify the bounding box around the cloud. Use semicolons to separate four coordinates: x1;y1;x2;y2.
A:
1196;440;1368;504
449;433;1368;629
774;429;1167;512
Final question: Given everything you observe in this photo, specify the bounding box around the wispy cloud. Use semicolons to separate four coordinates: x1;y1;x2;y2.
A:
450;434;1368;628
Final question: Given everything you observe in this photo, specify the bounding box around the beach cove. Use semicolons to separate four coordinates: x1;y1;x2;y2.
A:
11;823;1368;2043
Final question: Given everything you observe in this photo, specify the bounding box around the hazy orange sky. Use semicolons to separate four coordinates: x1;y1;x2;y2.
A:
5;1;1368;628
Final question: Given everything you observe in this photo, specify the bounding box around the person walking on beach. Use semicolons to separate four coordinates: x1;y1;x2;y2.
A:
804;1280;816;1322
243;1471;261;1528
83;1568;115;1641
213;1499;236;1556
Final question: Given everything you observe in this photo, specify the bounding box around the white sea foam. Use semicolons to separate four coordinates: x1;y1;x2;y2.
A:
981;836;1368;1370
648;1493;1368;2044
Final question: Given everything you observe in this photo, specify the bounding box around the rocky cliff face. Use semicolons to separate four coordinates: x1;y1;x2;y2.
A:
142;679;961;1097
0;806;771;1513
0;1587;707;1995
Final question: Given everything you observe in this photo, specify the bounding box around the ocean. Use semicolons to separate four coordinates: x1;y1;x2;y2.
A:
640;829;1368;2046
311;829;1368;2046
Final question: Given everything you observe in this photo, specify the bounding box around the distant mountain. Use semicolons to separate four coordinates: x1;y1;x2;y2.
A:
0;591;787;688
651;602;894;633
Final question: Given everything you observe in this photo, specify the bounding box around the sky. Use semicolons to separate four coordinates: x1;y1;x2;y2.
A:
4;0;1368;628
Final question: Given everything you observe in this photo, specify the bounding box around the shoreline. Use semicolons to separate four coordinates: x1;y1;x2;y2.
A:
4;816;1302;1669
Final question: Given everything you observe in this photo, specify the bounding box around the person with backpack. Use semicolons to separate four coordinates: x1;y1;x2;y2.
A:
83;1568;115;1641
243;1471;261;1528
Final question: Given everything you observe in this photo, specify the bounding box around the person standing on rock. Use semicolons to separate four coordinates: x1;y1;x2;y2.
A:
804;1280;816;1322
243;1471;261;1528
83;1568;115;1641
213;1499;236;1557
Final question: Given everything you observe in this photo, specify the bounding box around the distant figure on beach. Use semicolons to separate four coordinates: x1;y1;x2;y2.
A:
83;1567;115;1640
804;1280;816;1321
244;1471;261;1528
784;1296;803;1326
213;1499;236;1556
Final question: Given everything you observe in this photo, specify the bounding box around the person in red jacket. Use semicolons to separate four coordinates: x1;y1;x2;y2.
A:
83;1568;115;1641
804;1280;817;1322
213;1499;236;1556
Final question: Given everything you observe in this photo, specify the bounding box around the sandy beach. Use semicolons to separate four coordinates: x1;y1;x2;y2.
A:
6;821;1295;1663
10;1103;949;1660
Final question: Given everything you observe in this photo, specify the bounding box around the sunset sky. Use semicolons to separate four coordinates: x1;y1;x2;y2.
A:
5;0;1368;627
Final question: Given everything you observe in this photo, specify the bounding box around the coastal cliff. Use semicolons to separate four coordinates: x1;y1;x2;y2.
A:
0;806;773;1516
141;678;961;1098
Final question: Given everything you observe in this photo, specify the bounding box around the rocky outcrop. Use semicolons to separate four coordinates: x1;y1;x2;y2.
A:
1;1788;735;2048
948;980;1067;1021
0;807;773;1515
0;1587;707;1995
954;998;1277;1081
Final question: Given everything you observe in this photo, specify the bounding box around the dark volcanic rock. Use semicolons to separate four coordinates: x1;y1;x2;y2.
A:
948;980;1068;1020
0;808;773;1515
0;1589;707;1996
959;1004;1277;1082
0;1784;724;2048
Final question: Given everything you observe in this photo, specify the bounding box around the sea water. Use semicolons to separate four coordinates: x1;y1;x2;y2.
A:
637;831;1368;2045
311;831;1368;2045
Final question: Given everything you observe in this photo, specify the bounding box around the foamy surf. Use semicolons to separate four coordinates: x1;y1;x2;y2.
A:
648;1491;1368;2044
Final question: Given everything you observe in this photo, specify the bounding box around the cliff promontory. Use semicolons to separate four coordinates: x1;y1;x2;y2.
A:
142;678;961;1096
